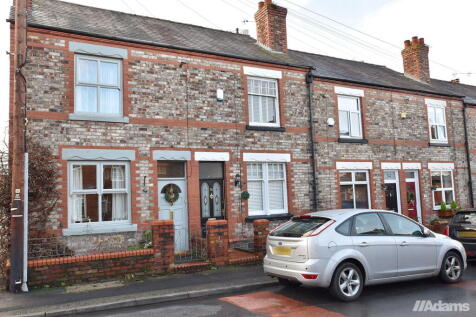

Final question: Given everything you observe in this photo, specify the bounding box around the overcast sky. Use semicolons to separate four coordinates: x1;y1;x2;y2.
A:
1;0;475;147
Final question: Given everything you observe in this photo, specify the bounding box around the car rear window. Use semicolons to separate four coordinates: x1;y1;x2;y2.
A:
453;212;476;224
270;216;330;237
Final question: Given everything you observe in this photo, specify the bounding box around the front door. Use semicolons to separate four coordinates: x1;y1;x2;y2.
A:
158;161;188;252
405;170;422;223
199;162;225;235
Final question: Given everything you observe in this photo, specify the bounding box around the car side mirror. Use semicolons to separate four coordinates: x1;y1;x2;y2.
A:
422;228;431;237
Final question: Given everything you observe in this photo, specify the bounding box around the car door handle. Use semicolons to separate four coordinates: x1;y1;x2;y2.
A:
400;241;408;246
358;242;369;247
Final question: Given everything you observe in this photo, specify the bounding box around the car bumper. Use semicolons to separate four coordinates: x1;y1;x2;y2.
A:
462;242;476;258
263;255;330;287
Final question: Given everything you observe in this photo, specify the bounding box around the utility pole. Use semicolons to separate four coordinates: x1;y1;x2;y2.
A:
9;0;27;292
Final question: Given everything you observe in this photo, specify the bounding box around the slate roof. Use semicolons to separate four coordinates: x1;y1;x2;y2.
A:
11;0;476;102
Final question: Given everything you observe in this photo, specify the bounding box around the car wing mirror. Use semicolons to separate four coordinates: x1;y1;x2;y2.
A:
423;228;431;237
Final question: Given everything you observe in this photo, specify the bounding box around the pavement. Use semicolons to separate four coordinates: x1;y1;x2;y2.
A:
0;265;277;317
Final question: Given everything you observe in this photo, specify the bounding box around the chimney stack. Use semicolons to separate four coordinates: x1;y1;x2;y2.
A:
401;36;430;83
255;0;288;53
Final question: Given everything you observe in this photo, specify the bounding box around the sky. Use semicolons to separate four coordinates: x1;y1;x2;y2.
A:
1;0;475;148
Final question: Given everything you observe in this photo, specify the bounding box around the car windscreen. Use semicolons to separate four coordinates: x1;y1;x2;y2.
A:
453;212;476;224
270;217;330;237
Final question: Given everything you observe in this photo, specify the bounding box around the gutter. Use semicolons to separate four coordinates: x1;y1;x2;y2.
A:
463;103;474;207
306;68;318;212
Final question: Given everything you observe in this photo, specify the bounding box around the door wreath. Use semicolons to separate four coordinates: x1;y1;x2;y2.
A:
164;184;180;205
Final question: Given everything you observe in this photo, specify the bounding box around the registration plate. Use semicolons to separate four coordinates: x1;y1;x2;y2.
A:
273;246;291;256
457;231;476;238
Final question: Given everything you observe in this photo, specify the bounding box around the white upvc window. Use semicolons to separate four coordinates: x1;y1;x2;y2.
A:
247;77;280;127
338;95;362;138
339;170;371;209
247;163;287;216
75;55;122;115
431;170;454;209
427;102;447;143
68;162;130;225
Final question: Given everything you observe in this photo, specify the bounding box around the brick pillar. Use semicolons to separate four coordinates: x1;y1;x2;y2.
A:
253;219;270;257
206;219;229;266
151;220;174;272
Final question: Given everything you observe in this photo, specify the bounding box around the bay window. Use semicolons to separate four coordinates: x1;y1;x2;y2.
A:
69;162;130;224
247;163;287;216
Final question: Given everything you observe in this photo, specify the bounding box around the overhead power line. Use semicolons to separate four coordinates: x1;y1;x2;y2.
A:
176;0;220;29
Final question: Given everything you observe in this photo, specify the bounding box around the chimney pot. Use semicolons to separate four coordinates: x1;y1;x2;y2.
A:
258;1;264;8
402;35;430;82
265;0;272;4
451;78;460;83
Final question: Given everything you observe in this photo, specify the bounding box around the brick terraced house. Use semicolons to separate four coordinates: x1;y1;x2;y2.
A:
8;0;476;256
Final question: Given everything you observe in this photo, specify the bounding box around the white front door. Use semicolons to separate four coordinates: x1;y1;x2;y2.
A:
158;179;188;252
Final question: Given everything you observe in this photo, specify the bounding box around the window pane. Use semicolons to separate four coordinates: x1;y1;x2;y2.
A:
270;217;329;237
268;180;284;210
339;110;349;136
435;107;445;124
445;190;454;203
339;172;352;182
384;170;396;181
382;213;422;236
103;165;126;189
72;165;96;190
268;163;284;180
102;193;127;221
405;171;416;179
384;183;398;212
250;95;260;122
442;172;452;188
77;58;98;83
260;80;268;95
428;106;436;124
71;193;99;223
100;88;120;114
434;191;443;205
269;81;277;96
350;112;361;137
437;126;446;140
247;164;263;180
264;97;277;123
338;96;359;111
157;161;185;178
355;184;369;208
199;162;223;179
100;61;119;86
355;172;367;182
248;181;263;211
340;184;354;209
431;173;442;188
430;125;438;140
353;213;385;235
76;86;97;112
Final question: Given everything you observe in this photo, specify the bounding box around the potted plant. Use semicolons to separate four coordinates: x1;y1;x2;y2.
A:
438;201;454;218
429;217;449;234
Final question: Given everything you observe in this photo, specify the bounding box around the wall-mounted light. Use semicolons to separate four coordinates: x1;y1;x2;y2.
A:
234;174;241;187
327;118;335;127
400;112;407;119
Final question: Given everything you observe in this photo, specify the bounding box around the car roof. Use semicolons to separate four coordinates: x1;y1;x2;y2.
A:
306;209;390;221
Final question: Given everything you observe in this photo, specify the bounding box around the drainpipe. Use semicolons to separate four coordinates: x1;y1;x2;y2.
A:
462;104;474;208
306;68;318;212
21;152;28;292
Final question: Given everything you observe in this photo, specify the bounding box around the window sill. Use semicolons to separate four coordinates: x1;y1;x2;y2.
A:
246;125;285;132
69;113;129;123
245;213;292;223
429;142;450;147
63;223;137;236
338;138;368;144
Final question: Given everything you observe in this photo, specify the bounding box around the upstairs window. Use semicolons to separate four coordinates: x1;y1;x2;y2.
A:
427;102;447;143
248;77;280;127
75;55;122;115
338;95;362;138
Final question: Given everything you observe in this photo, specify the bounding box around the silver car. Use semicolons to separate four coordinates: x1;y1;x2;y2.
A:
264;209;467;301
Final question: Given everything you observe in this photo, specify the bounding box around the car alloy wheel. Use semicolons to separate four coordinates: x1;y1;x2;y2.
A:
338;267;361;297
444;255;461;280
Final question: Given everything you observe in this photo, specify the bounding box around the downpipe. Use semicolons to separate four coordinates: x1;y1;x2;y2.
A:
21;152;28;292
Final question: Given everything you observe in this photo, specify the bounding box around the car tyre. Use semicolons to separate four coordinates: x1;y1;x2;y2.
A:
277;277;300;288
329;262;364;302
439;251;463;283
